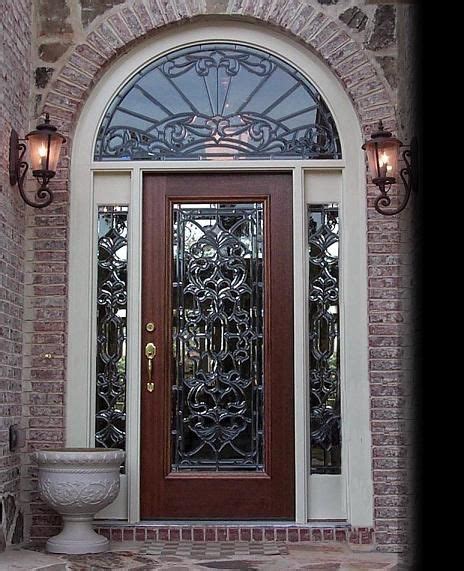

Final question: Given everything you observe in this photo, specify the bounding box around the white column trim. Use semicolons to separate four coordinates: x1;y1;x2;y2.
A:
67;22;372;526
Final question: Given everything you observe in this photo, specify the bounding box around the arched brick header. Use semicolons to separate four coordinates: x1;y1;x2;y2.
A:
40;0;397;144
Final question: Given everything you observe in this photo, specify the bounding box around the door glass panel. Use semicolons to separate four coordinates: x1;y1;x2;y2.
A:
171;202;264;471
307;204;341;474
95;206;128;457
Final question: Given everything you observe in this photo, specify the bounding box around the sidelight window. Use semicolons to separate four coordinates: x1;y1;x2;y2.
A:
95;206;128;455
307;204;341;475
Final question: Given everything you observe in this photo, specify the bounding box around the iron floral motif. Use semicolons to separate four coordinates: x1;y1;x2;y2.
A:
308;205;341;474
172;203;264;471
95;207;128;452
95;44;341;161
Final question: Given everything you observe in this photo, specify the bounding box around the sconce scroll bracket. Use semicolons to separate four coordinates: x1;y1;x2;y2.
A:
9;128;53;209
375;136;418;217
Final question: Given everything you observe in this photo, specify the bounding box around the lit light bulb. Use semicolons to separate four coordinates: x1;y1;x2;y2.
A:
378;152;390;178
38;143;47;170
378;152;389;167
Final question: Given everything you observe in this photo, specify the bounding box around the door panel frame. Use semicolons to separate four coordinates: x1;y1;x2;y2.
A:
67;23;373;527
140;173;294;519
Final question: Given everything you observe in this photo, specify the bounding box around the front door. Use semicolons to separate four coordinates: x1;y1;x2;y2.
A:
140;172;294;519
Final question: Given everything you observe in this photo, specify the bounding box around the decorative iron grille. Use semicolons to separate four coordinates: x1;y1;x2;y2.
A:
308;204;341;474
171;202;265;471
95;206;128;454
94;43;341;161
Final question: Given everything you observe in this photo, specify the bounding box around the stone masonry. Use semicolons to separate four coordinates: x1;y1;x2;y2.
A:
0;0;419;558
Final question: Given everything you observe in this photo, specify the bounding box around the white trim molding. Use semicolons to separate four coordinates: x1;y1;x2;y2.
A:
67;22;372;526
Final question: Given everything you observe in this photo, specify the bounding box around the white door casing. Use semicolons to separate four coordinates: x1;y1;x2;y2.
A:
67;22;372;525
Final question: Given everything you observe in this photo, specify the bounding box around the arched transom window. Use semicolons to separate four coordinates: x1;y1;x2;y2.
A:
94;43;341;161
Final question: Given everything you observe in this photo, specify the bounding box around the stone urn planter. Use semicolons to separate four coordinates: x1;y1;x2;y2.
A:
35;448;125;554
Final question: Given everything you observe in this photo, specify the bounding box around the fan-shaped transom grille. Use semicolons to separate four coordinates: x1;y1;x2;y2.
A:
94;43;342;161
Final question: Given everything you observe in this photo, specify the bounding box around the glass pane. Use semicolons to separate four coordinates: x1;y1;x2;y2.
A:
94;43;341;161
95;206;128;457
171;202;265;471
308;204;341;475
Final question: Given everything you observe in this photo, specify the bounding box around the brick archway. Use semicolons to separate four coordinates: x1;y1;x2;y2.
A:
41;1;397;143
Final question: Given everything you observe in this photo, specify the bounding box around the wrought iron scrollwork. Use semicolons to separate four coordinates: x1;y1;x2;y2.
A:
308;205;341;474
95;207;128;454
171;203;264;471
94;44;341;161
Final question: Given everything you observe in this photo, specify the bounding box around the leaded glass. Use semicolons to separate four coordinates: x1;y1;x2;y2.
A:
308;204;341;474
94;43;341;161
95;206;128;453
171;202;264;471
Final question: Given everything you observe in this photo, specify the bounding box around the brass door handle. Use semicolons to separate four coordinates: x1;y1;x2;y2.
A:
145;342;157;392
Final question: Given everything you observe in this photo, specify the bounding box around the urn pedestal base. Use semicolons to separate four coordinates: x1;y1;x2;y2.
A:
46;515;109;554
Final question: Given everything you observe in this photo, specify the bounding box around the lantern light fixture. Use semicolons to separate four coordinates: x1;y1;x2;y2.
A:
9;113;66;208
362;120;418;216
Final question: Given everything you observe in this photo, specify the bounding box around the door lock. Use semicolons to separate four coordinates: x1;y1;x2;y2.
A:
145;342;157;392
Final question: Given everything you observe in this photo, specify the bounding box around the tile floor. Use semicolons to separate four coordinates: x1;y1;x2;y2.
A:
1;541;401;570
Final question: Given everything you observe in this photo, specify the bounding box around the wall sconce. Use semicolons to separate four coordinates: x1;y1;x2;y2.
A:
9;113;66;208
362;120;418;216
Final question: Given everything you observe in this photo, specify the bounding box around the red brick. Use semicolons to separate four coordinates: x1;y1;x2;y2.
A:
75;43;106;66
121;6;145;38
111;528;122;541
311;529;322;541
288;527;299;542
108;14;135;44
264;528;275;540
86;31;115;59
335;529;347;542
323;528;334;541
301;13;328;41
94;22;125;51
133;0;154;31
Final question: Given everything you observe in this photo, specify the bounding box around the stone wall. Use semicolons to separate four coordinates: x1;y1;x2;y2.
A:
0;0;32;552
0;0;416;555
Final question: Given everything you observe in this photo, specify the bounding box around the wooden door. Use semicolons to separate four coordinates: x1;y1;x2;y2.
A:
141;172;294;519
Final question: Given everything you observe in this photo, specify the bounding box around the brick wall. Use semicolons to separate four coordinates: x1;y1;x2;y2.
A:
0;0;415;554
396;4;422;566
0;0;32;551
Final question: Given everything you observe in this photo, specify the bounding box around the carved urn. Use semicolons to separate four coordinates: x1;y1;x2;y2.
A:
35;448;125;554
